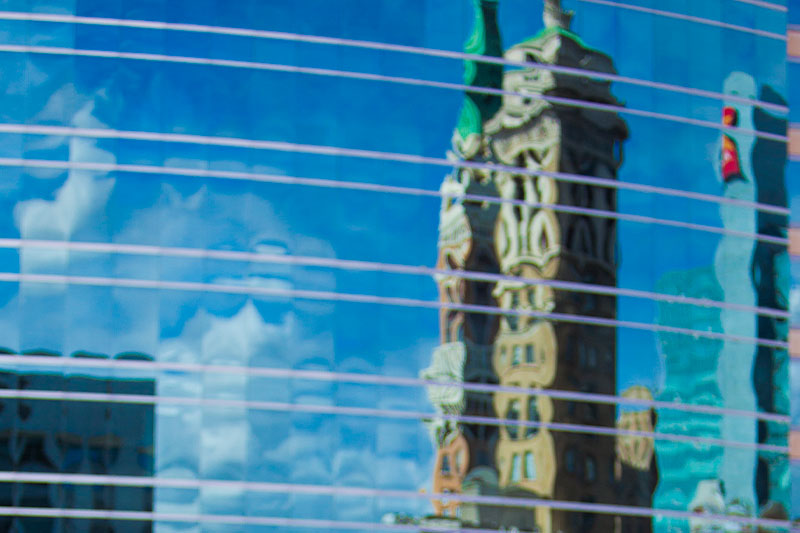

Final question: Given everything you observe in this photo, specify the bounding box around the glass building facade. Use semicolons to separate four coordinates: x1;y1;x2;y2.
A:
0;0;796;531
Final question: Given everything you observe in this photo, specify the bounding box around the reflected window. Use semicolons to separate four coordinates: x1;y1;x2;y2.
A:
511;453;521;482
506;400;520;439
525;344;534;363
18;434;57;472
512;176;525;219
137;446;153;472
583;294;597;313
0;433;10;471
59;434;83;472
586;455;596;482
524;452;536;480
588;347;597;368
512;346;522;366
89;439;108;474
107;441;120;467
525;397;540;438
507;293;520;330
441;454;451;475
477;450;489;466
17;402;31;421
565;449;576;473
586;403;598;422
539;225;549;252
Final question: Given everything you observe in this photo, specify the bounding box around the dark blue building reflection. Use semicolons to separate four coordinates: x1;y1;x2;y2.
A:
0;350;154;533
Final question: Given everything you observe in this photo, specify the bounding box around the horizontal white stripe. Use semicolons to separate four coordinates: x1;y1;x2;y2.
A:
0;354;789;424
732;0;787;11
0;473;791;530
0;237;788;320
0;159;787;246
0;272;789;349
579;0;787;40
0;44;787;142
0;10;786;113
0;127;789;217
0;388;787;453
0;507;464;532
0;501;789;530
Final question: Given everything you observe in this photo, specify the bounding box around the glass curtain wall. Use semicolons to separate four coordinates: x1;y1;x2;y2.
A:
0;0;793;532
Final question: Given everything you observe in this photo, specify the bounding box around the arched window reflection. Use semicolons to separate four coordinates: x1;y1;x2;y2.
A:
506;400;520;439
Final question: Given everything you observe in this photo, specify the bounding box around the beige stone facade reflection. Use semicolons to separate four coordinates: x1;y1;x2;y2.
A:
421;1;658;531
614;386;659;533
431;432;470;516
482;9;628;531
616;386;656;471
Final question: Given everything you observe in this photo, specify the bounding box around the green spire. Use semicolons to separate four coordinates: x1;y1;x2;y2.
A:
455;0;503;151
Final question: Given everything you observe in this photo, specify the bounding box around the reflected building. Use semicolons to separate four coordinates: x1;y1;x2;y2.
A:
421;1;653;531
653;72;789;531
615;387;659;533
0;349;155;533
652;266;726;533
421;0;504;519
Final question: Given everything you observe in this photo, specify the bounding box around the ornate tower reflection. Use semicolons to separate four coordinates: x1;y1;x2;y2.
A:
421;1;646;532
484;2;627;531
